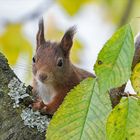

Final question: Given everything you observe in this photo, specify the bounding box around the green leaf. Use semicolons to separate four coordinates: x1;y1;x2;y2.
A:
106;97;140;140
94;24;134;93
57;0;92;16
46;78;111;140
131;63;140;94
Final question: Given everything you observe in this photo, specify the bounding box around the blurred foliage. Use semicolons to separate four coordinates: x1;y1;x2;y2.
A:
0;24;33;65
103;0;140;30
129;0;140;34
102;0;128;24
45;16;83;63
57;0;140;28
57;0;93;16
0;24;33;83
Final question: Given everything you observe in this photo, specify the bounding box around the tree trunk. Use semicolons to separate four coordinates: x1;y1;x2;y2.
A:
0;52;45;140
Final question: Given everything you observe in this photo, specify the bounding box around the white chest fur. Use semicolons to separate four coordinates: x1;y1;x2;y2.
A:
36;80;56;104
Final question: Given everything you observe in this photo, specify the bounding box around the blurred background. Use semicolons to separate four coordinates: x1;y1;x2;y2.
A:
0;0;140;92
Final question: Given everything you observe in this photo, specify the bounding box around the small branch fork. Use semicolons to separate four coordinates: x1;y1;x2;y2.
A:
120;92;140;99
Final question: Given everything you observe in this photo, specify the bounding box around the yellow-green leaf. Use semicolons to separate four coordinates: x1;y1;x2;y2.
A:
106;97;140;140
94;24;134;93
46;78;111;140
131;62;140;94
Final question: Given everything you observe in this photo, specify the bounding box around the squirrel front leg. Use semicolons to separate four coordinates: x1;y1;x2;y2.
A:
32;79;44;110
40;93;66;115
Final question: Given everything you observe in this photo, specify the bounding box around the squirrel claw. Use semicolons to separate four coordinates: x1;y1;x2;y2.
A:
32;101;44;111
40;106;48;115
32;101;50;115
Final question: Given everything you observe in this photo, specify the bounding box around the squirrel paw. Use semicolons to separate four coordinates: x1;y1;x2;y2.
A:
40;106;48;115
32;101;44;111
32;101;53;116
40;106;53;118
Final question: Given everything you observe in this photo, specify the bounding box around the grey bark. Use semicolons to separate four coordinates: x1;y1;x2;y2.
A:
0;53;45;140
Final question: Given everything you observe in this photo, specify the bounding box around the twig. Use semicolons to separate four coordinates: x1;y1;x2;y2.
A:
121;92;140;99
119;0;134;27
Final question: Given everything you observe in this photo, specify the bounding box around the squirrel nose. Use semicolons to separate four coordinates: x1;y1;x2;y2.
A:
39;74;48;82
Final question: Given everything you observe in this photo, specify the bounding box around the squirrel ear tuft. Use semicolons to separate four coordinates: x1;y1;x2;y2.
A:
61;26;76;56
36;18;46;50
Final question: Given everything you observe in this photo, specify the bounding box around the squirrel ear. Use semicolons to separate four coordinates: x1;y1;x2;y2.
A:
61;26;76;56
36;18;46;50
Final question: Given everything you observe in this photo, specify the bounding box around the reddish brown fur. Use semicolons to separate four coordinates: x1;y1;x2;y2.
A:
32;19;95;115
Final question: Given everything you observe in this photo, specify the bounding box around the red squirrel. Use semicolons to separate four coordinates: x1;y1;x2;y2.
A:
32;19;95;115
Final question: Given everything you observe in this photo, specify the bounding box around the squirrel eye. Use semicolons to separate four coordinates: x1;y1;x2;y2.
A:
32;57;36;63
57;58;63;67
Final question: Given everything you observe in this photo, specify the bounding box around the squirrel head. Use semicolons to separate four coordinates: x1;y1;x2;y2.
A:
32;19;76;85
